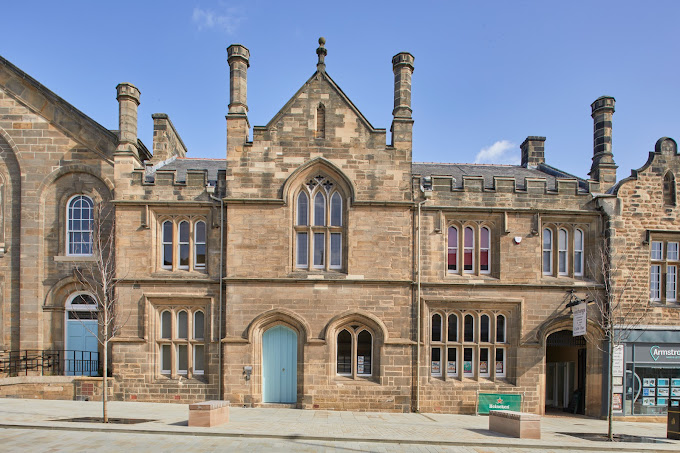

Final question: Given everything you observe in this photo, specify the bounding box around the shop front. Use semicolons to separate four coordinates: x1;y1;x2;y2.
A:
611;329;680;416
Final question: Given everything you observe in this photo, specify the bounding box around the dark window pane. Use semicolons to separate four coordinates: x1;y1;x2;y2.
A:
314;192;325;226
179;222;189;243
193;311;204;339
431;314;442;342
179;244;189;267
177;345;188;373
297;192;308;226
496;315;506;343
464;314;474;342
480;315;490;342
194;345;204;373
195;221;206;243
330;192;342;226
464;347;472;361
161;311;171;339
177;311;188;339
313;233;325;267
357;330;371;375
195;244;206;267
447;314;457;342
330;233;341;267
297;232;308;267
163;244;173;267
337;330;351;374
161;345;171;372
163;221;173;242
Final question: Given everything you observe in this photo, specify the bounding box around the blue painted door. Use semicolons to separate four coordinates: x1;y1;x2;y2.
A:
263;325;298;403
66;320;99;376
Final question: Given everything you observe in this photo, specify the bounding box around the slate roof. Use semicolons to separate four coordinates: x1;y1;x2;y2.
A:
147;157;226;184
412;162;588;191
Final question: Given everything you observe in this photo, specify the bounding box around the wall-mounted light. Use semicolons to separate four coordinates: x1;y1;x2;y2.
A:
514;237;522;244
243;366;252;381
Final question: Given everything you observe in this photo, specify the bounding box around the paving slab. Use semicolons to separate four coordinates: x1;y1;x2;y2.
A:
0;398;678;451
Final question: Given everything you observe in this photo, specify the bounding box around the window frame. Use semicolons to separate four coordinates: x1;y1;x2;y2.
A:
158;217;208;273
294;175;346;272
429;310;509;382
156;306;207;378
446;222;494;276
650;238;680;305
66;195;94;256
335;325;374;379
543;224;587;278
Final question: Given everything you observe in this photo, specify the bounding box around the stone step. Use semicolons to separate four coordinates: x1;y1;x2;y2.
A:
257;403;297;409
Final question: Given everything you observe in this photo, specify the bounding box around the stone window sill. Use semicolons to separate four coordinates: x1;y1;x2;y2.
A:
54;255;96;262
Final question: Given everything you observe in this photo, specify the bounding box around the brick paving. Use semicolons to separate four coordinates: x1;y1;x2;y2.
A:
0;398;678;452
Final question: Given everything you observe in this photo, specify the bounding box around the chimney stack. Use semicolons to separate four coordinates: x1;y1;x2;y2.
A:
116;83;141;151
227;44;250;115
226;44;250;158
520;136;546;168
392;52;415;119
589;96;617;191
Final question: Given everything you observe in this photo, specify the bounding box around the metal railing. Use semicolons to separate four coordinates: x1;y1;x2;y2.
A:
0;350;99;377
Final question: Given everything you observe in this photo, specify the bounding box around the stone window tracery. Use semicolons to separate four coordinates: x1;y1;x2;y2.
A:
543;225;586;278
295;175;344;271
650;238;679;305
447;223;492;276
336;325;373;378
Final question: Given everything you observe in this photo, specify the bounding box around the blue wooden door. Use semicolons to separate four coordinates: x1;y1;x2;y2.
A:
66;320;99;376
263;325;298;403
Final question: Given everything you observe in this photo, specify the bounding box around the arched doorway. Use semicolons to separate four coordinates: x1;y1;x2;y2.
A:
262;325;298;403
65;293;99;376
545;329;586;414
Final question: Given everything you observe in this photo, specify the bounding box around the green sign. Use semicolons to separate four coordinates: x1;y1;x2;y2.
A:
477;393;522;415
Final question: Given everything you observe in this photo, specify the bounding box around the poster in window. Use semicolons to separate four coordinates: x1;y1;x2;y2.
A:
643;378;656;387
658;387;670;397
431;361;440;374
612;376;623;386
671;388;680;397
463;361;472;373
447;361;456;375
643;387;656;397
671;378;680;387
643;397;655;406
658;378;670;387
357;356;364;374
657;397;668;406
495;361;504;374
480;361;488;374
612;393;622;411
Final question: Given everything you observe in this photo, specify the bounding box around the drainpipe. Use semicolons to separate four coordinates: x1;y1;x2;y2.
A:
210;194;225;399
416;198;428;412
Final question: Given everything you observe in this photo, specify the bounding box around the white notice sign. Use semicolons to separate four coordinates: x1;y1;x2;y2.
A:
612;344;624;377
572;303;587;337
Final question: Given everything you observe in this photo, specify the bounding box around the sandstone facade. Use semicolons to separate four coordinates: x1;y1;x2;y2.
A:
0;41;677;417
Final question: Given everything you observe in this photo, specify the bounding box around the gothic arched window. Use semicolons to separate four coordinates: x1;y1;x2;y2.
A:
295;174;345;271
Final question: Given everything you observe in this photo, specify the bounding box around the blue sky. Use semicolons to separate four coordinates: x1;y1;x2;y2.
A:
1;1;679;181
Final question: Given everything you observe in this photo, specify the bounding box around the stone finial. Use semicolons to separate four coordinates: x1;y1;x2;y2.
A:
316;37;327;72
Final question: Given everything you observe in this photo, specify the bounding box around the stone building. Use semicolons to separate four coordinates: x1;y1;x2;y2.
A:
0;40;677;417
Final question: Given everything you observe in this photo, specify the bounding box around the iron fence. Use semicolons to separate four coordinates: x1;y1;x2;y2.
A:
0;350;99;377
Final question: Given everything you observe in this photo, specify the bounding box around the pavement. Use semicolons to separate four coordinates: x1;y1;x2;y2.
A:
0;398;678;452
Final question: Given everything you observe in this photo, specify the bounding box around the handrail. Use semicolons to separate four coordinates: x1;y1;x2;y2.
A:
0;350;99;377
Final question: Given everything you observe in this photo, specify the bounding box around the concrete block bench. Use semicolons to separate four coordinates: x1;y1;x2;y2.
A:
488;410;540;439
188;400;230;427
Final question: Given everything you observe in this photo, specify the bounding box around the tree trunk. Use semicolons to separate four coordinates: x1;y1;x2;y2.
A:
607;336;614;441
103;307;108;424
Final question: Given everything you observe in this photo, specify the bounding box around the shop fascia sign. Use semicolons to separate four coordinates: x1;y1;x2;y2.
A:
650;345;680;361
